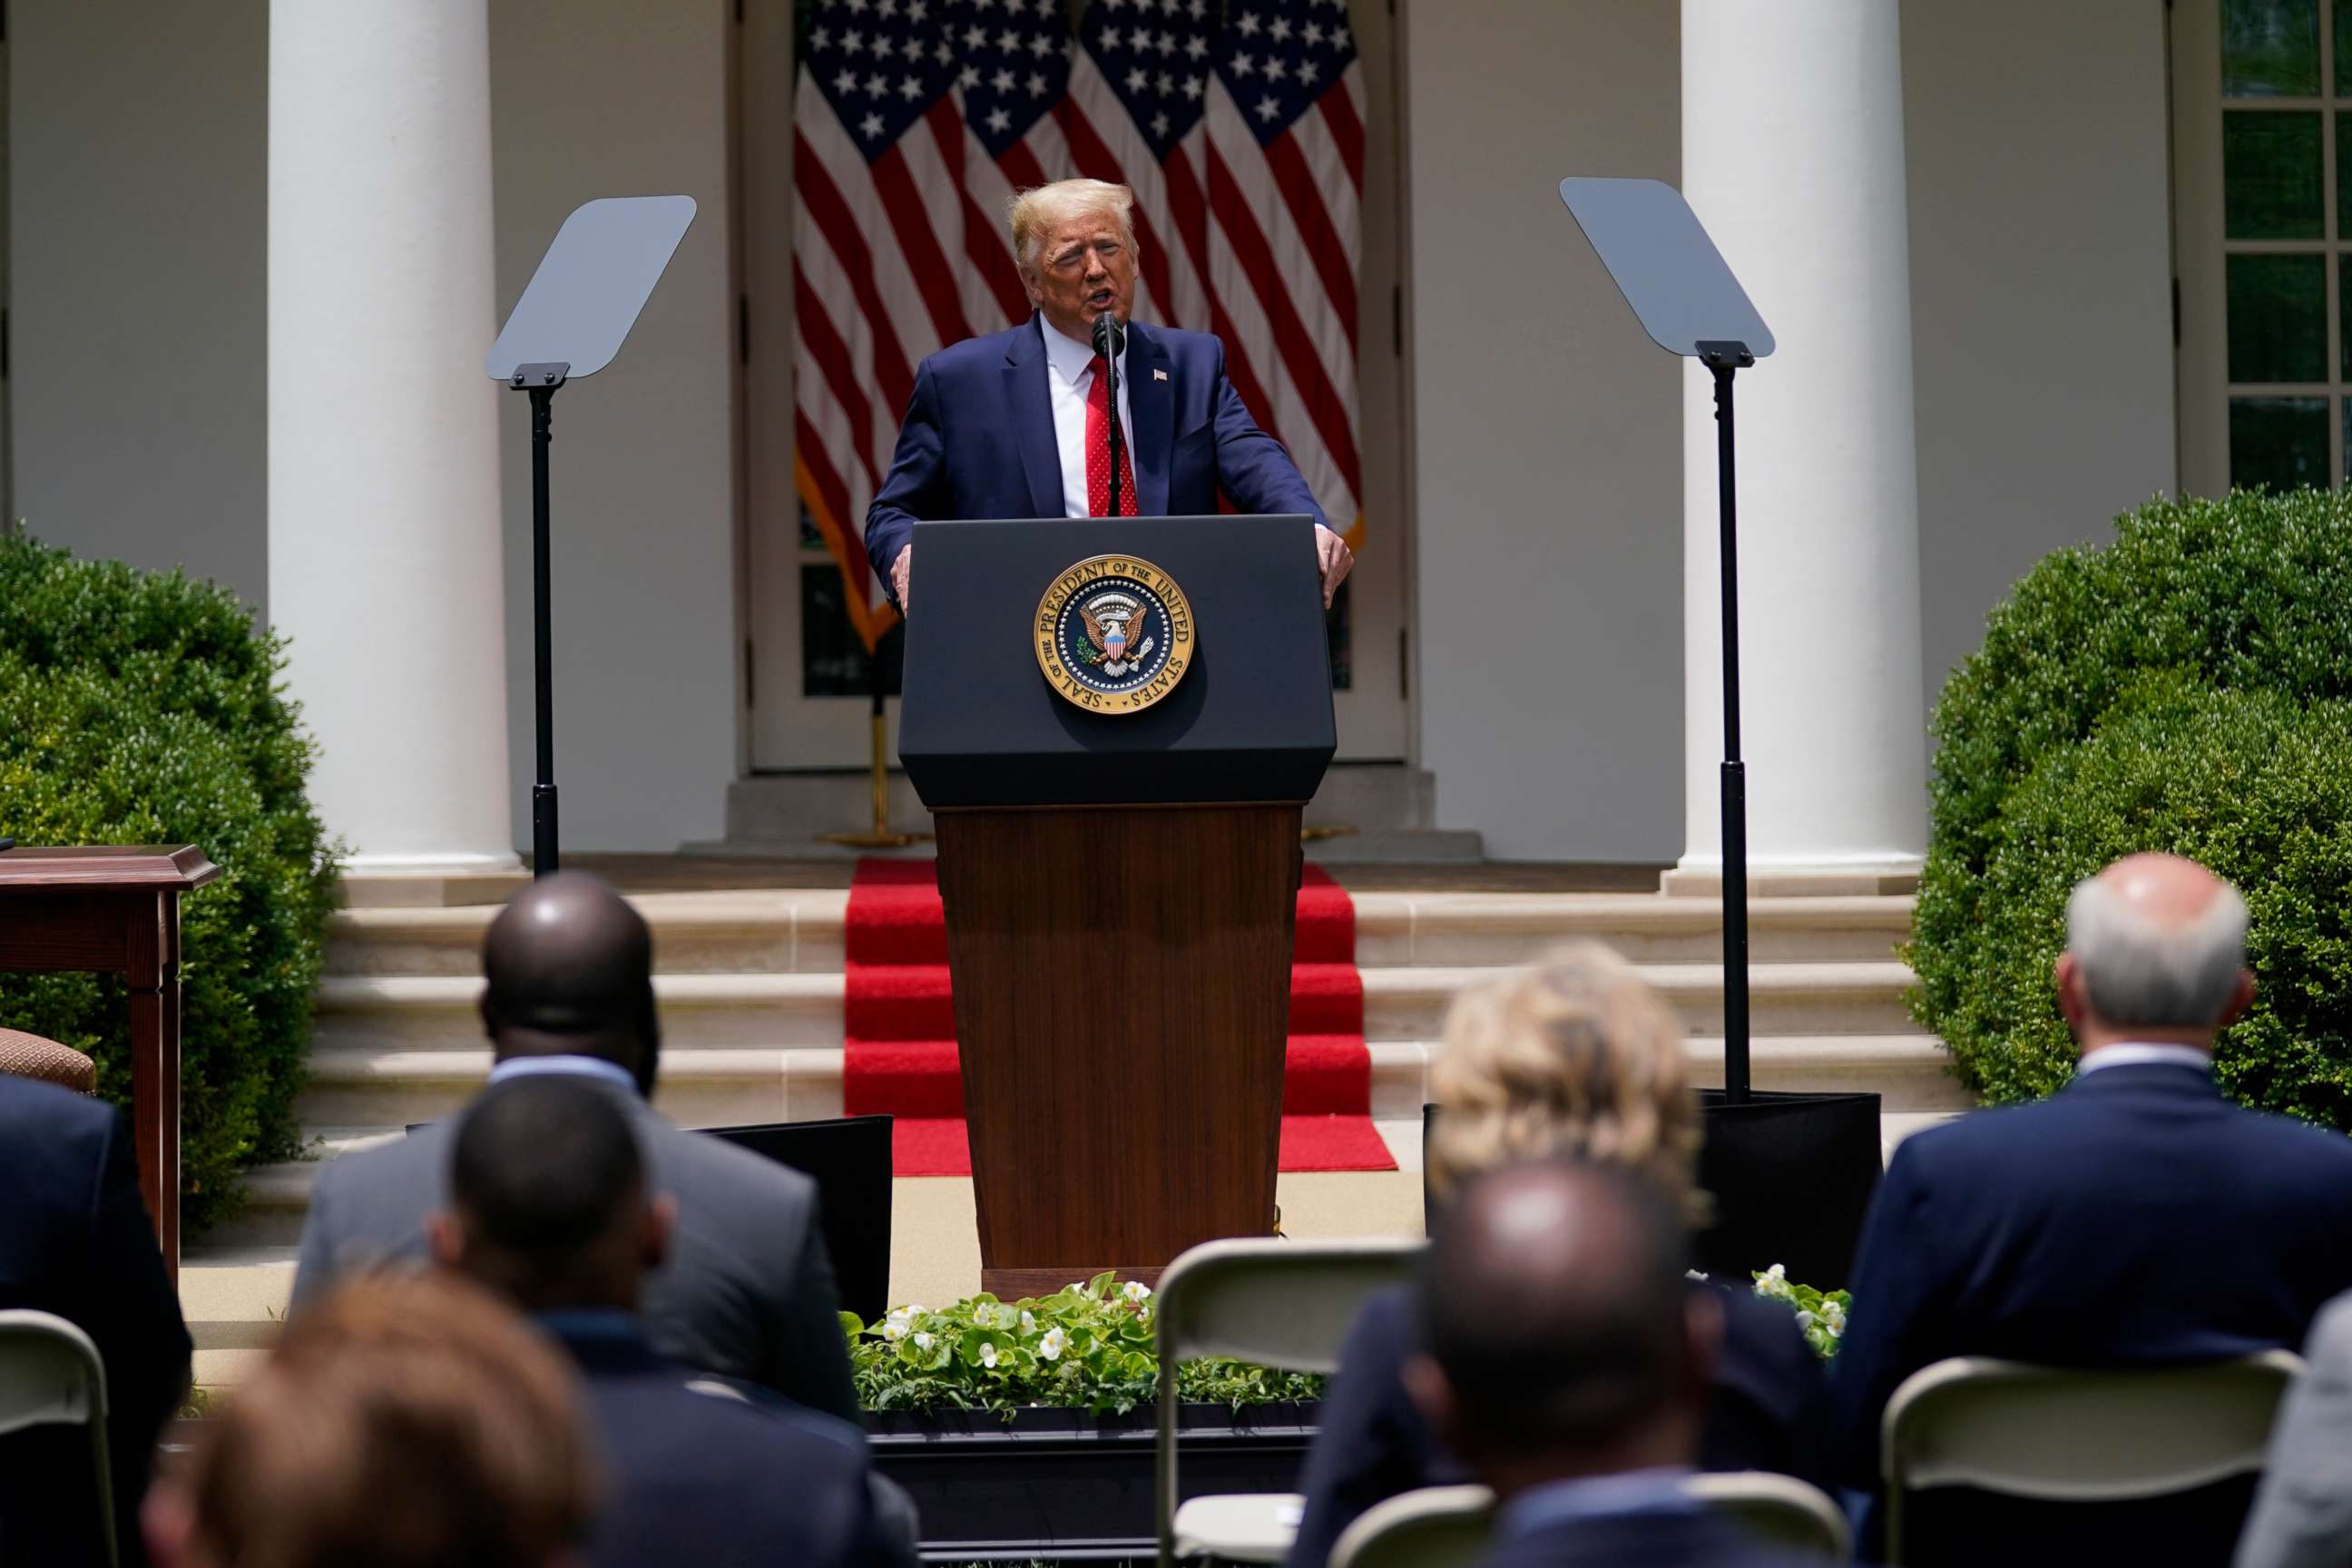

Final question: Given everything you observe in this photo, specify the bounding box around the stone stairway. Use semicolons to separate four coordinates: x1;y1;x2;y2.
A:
182;882;1968;1382
208;887;1963;1243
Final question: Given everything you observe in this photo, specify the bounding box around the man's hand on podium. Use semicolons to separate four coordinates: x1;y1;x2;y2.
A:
1314;524;1354;609
892;544;914;612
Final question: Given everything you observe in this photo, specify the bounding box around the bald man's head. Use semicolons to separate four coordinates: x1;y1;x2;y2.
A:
1406;1161;1715;1492
479;873;658;1093
2059;853;2252;1049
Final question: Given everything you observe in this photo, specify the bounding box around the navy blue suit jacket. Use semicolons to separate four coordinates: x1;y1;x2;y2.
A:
862;315;1325;600
547;1313;890;1568
0;1075;191;1568
1829;1063;2352;1564
1284;1283;1831;1568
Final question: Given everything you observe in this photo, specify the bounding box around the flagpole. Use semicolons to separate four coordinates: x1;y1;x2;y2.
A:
818;626;931;850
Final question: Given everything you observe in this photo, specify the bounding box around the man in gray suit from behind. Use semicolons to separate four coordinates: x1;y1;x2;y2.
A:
291;871;859;1421
2238;1291;2352;1568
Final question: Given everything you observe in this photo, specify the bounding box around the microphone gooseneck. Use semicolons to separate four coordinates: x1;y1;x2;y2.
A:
1093;313;1125;515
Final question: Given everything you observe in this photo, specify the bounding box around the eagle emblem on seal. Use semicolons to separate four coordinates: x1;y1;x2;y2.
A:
1075;593;1156;677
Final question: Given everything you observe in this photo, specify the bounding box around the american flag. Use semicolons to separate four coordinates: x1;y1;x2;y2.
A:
793;0;1366;649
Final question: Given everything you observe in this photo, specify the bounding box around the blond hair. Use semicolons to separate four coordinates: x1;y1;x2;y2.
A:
1426;941;1701;1218
1006;178;1137;272
177;1273;595;1568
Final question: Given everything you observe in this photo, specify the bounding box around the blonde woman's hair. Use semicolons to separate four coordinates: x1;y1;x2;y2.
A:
1426;940;1701;1219
1005;178;1138;273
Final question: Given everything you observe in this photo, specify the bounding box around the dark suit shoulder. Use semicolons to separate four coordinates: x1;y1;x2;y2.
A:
921;320;1037;377
0;1075;117;1195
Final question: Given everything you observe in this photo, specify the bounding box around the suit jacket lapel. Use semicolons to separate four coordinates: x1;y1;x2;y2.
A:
1005;316;1063;518
1127;320;1174;518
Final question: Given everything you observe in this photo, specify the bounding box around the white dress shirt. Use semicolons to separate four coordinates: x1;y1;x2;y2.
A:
1041;317;1135;518
2075;1042;2214;1076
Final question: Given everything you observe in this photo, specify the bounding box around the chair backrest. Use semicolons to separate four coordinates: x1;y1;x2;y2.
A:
0;1028;97;1095
1883;1352;2304;1565
1680;1471;1850;1560
1154;1238;1423;1565
0;1310;118;1568
1330;1485;1494;1568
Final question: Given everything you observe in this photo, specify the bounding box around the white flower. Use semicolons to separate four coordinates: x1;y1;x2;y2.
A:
1686;1269;1710;1282
1763;1264;1787;1282
1019;1310;1037;1334
1066;1282;1086;1297
913;1331;934;1351
881;1309;913;1342
1122;1280;1153;1303
1820;1300;1846;1328
906;1303;927;1317
1040;1327;1067;1361
979;1342;998;1369
1795;1310;1817;1329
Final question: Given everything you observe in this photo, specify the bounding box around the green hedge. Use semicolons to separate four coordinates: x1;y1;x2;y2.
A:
1909;488;2352;1124
0;535;338;1228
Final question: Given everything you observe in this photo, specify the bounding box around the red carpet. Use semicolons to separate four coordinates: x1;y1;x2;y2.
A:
843;858;1396;1176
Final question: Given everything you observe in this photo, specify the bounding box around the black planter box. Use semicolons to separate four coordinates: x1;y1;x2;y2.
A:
867;1400;1321;1562
1695;1089;1882;1286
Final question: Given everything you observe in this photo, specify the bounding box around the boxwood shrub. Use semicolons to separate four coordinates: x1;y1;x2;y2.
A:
0;534;338;1228
1909;486;2352;1125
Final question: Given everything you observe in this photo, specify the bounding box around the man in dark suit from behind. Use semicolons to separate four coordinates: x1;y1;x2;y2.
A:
1404;1160;1816;1568
431;1074;894;1568
291;871;858;1420
1830;852;2352;1565
0;1073;192;1568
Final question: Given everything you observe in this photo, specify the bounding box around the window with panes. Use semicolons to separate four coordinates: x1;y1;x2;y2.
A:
2217;0;2352;487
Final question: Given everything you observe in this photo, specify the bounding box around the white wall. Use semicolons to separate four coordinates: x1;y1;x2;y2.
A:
1902;0;2176;711
1405;0;1684;864
488;0;739;852
9;0;269;614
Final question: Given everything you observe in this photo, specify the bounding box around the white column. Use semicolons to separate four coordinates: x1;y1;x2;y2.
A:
268;2;515;874
1677;0;1926;891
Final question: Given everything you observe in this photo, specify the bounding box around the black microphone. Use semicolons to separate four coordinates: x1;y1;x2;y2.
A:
1092;314;1126;515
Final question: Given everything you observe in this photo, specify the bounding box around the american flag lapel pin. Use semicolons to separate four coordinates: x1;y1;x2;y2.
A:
1152;368;1168;382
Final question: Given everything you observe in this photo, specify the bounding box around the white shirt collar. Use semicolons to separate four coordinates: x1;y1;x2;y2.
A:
1040;314;1123;387
2076;1043;2214;1076
486;1054;640;1096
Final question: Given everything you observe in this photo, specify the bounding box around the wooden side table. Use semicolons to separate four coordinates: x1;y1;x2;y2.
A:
0;846;221;1283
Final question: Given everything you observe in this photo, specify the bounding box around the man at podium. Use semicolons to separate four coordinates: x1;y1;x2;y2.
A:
863;177;1352;612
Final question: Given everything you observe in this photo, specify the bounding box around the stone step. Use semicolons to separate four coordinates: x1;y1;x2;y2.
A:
238;1032;1961;1250
326;890;1916;977
309;959;1920;1056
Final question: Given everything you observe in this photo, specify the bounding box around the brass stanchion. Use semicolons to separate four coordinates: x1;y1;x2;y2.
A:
818;643;931;849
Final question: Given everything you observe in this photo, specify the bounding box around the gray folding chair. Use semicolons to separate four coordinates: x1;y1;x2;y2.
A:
1155;1237;1424;1565
1882;1351;2304;1567
1681;1471;1850;1560
0;1309;118;1568
1328;1484;1493;1568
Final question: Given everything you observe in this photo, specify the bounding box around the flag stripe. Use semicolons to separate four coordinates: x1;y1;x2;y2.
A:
1323;76;1367;189
1205;135;1362;495
873;143;974;349
794;128;918;420
1264;129;1357;342
793;267;882;491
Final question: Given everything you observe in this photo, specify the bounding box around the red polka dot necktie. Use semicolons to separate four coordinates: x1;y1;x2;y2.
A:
1085;354;1139;517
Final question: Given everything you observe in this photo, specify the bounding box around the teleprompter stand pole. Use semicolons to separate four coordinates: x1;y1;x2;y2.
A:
512;361;569;877
1699;339;1755;1102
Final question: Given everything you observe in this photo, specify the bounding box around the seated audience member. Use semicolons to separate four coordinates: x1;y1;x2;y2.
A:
1406;1160;1818;1568
430;1075;894;1568
291;870;858;1419
2238;1289;2352;1568
1831;853;2352;1564
0;1072;192;1568
1285;944;1828;1568
144;1271;593;1568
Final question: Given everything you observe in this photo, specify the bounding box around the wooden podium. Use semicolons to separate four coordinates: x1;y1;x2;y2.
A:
900;516;1334;1296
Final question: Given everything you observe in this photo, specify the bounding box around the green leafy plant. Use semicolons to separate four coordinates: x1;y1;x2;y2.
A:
841;1272;1325;1418
1910;489;2352;1124
0;534;339;1229
1751;1265;1849;1359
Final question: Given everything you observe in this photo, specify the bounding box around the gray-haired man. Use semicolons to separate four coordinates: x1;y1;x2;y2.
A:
1828;853;2352;1566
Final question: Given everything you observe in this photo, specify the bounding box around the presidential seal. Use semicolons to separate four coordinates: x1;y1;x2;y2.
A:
1034;554;1196;714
